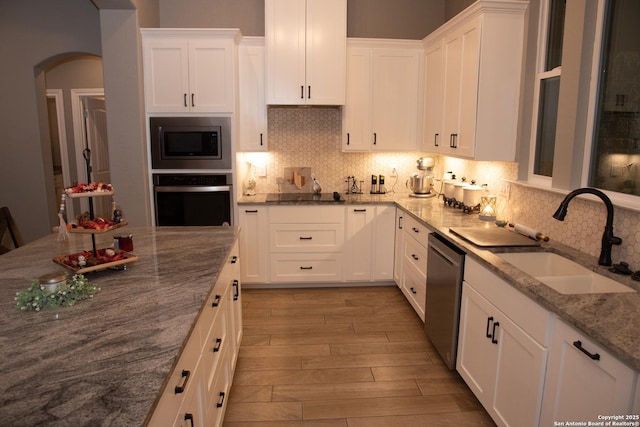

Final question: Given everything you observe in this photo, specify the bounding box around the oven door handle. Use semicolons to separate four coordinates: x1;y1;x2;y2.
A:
154;185;231;193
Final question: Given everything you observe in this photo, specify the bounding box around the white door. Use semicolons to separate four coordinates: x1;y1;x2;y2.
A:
83;97;112;218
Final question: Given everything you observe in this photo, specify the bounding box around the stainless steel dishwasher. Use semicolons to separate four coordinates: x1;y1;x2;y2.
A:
425;232;466;370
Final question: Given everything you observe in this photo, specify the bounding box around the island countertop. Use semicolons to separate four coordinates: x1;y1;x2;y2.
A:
0;226;239;426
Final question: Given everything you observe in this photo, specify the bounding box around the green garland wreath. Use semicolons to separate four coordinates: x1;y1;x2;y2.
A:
15;274;100;312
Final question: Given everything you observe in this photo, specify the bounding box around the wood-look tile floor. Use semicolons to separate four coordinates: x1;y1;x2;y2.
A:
223;285;495;427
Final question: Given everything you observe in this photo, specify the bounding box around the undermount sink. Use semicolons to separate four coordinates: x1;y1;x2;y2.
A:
496;252;635;295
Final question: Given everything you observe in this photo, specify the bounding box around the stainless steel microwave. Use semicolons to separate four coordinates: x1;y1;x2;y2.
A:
150;116;232;170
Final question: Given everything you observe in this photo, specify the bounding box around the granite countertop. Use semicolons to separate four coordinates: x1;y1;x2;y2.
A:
241;192;640;372
398;197;640;373
0;226;239;426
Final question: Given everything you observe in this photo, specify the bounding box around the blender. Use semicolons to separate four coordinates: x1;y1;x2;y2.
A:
407;157;436;198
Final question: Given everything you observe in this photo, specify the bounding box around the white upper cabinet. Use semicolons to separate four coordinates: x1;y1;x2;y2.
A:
265;0;346;105
422;38;444;152
422;0;527;161
343;40;423;152
142;29;239;114
238;38;268;151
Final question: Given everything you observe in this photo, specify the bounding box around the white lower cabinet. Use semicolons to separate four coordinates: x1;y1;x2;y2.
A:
396;213;430;321
345;205;396;281
239;206;269;283
393;209;404;285
540;317;637;425
457;258;551;427
239;204;396;285
149;240;241;427
269;206;344;282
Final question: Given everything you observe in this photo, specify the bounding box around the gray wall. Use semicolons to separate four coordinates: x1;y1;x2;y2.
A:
159;0;449;39
0;0;101;243
0;0;516;245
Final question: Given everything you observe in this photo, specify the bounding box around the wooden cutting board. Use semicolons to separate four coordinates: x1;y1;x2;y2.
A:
449;227;541;247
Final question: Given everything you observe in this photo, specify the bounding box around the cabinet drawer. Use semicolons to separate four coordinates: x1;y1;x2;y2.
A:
269;205;345;223
465;257;551;345
205;343;231;427
148;331;201;426
402;215;430;246
202;299;228;396
401;263;426;321
270;223;344;252
403;234;427;278
270;253;343;282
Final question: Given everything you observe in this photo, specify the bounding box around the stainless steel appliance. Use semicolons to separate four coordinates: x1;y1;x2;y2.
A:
153;174;232;226
150;116;232;170
408;157;436;198
425;232;466;370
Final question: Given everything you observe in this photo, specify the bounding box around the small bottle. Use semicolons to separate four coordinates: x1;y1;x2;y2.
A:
379;175;386;194
371;175;378;193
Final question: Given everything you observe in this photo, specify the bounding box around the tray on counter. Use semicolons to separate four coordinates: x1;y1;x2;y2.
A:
65;190;115;198
53;248;138;274
67;220;128;234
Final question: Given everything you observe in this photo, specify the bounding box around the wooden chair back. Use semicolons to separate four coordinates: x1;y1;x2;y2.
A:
0;206;23;254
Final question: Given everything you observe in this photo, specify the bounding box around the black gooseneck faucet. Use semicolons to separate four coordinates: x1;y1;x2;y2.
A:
552;187;622;266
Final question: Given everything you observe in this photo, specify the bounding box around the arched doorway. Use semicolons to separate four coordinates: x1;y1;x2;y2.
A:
41;54;111;222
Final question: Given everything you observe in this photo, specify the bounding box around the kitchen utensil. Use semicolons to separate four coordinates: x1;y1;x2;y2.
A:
453;179;469;201
449;227;541;247
311;174;322;194
407;174;433;194
417;157;435;170
443;177;457;199
508;223;550;242
462;183;483;207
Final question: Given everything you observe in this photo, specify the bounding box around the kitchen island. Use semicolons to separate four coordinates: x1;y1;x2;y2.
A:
0;226;239;426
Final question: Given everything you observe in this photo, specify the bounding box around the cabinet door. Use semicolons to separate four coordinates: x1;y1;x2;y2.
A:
373;205;396;280
345;207;374;281
239;207;269;283
343;47;372;151
540;318;636;426
238;41;268;151
188;39;234;113
459;282;549;427
143;38;190;112
491;306;547;427
442;18;480;158
393;210;404;285
457;282;498;404
371;49;421;151
305;0;346;105
455;19;481;158
265;0;306;105
423;39;444;152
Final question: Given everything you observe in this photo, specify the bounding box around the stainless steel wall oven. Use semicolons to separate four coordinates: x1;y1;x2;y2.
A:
153;174;233;226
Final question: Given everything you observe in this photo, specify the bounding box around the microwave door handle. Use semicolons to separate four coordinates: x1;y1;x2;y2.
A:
154;185;232;193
